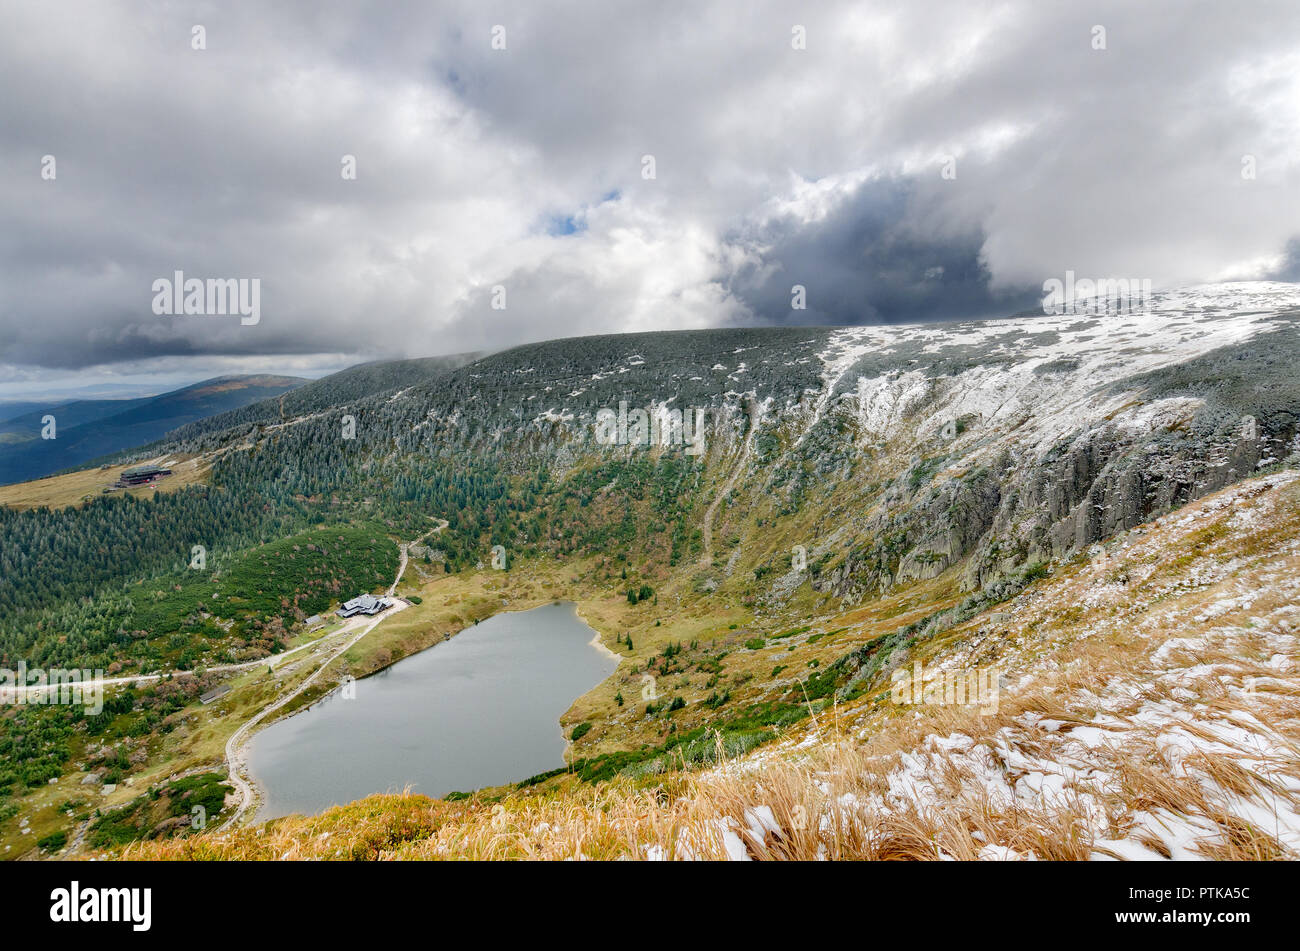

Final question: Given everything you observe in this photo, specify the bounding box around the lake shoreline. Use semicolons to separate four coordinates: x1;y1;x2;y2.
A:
575;602;624;663
245;600;619;822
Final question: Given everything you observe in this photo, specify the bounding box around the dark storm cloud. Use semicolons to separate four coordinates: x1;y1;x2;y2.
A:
724;177;1041;326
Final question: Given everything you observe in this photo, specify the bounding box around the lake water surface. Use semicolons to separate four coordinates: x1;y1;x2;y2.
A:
246;601;618;821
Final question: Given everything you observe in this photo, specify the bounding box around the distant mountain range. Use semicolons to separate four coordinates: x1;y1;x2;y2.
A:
0;375;308;485
0;382;172;411
0;401;51;425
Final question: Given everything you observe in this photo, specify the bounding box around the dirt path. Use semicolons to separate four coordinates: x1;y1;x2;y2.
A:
387;518;448;597
42;519;453;846
218;599;410;830
11;519;453;703
218;517;447;830
6;620;368;700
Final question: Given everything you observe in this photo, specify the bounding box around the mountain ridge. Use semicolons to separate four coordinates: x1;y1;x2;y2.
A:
0;374;309;485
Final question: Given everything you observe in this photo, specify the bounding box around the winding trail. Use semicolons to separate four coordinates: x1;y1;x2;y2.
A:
218;598;410;829
218;517;447;830
11;519;451;703
7;625;368;699
41;519;452;849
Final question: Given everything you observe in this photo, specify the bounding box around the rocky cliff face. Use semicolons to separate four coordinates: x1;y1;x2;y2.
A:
773;283;1300;601
156;282;1300;610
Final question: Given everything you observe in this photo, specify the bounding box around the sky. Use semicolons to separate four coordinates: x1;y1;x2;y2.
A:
3;0;1299;399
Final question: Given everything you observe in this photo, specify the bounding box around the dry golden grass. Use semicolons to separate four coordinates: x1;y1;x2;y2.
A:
0;453;207;510
116;714;1298;861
